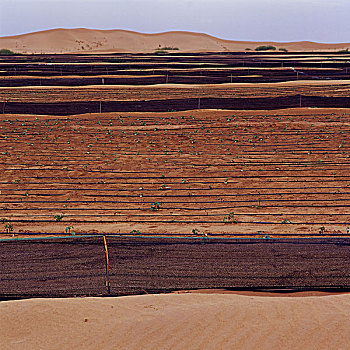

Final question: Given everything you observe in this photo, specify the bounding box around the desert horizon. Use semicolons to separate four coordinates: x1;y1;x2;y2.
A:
1;28;349;54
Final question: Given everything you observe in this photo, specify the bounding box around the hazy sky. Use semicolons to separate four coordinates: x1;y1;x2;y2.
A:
1;0;349;42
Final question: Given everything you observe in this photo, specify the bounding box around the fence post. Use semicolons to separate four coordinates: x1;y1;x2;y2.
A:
103;235;111;295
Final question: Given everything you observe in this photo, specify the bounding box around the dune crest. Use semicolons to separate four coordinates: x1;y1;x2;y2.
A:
0;28;349;54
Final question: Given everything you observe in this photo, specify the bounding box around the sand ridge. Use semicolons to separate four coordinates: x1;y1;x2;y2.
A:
1;28;349;54
1;293;350;349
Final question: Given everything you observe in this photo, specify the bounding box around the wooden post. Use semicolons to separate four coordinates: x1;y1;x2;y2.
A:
299;94;302;108
103;236;111;295
102;78;105;85
198;97;201;110
99;101;102;114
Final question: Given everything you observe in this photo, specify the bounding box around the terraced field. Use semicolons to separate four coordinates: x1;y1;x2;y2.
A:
1;51;350;239
1;51;350;297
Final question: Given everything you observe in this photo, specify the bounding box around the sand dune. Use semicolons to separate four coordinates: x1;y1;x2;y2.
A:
1;292;350;349
0;28;349;54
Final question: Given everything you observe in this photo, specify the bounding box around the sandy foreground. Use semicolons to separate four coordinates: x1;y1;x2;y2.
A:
1;292;350;350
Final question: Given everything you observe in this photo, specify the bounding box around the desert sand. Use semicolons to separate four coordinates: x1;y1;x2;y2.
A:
0;28;349;54
1;292;350;349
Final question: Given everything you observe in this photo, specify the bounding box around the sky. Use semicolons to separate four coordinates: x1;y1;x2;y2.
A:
1;0;349;43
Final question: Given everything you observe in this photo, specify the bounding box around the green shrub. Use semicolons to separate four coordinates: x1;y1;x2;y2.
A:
338;48;349;53
279;48;288;52
0;49;16;55
255;45;276;51
154;50;169;55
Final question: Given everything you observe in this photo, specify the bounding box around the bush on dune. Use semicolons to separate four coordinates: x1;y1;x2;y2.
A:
255;45;276;51
0;49;17;55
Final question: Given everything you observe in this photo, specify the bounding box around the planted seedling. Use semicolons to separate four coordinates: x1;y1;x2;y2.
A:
151;202;160;211
65;226;75;235
223;212;237;223
54;214;64;222
5;222;13;236
192;228;201;235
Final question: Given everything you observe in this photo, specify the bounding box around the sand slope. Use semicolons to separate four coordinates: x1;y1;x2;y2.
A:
1;293;350;350
0;28;349;54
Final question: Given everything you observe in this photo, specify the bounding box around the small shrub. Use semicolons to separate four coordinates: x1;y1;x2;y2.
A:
154;50;169;55
158;46;179;50
279;48;288;52
0;49;16;55
255;45;276;51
